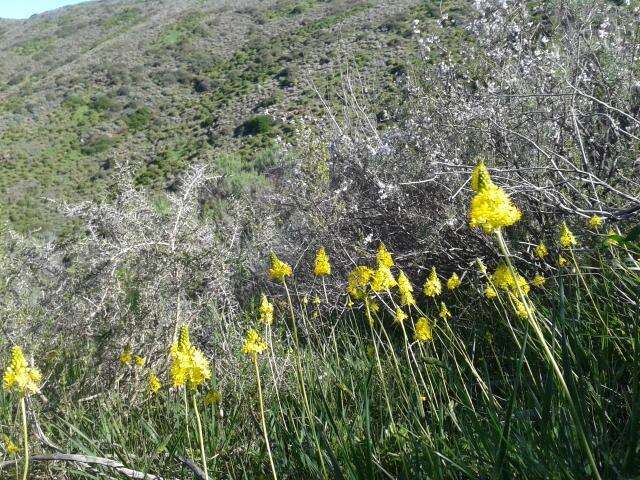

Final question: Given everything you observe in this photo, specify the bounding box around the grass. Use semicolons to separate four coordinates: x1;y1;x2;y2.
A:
0;216;638;479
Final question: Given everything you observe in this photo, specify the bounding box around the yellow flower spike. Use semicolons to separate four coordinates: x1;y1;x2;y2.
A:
314;247;331;276
446;273;461;290
148;373;162;394
423;267;442;298
170;325;211;390
242;329;268;356
515;301;528;319
376;243;394;268
119;347;132;366
468;160;521;233
3;346;42;396
534;242;548;259
204;390;222;406
559;222;577;248
3;435;19;456
268;252;292;283
491;263;530;296
509;293;531;319
313;295;321;305
558;255;568;267
370;265;397;293
414;317;433;343
134;355;145;368
259;293;274;326
394;307;408;324
588;215;604;229
484;285;498;299
470;159;494;193
532;274;546;288
347;266;374;300
178;324;190;349
302;294;309;306
469;183;522;234
439;302;451;320
397;270;416;306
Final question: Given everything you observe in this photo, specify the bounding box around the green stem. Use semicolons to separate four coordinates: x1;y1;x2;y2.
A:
255;354;278;480
365;299;395;428
495;230;601;480
183;388;193;453
20;397;28;480
322;277;329;303
192;394;209;480
283;280;327;478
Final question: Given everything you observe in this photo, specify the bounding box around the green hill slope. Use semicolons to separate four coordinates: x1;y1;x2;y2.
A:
0;0;462;234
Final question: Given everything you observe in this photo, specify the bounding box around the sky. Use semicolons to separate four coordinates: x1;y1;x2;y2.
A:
0;0;89;19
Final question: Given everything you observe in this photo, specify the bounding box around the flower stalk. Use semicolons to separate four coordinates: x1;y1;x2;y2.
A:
20;397;28;480
254;353;278;480
495;230;601;480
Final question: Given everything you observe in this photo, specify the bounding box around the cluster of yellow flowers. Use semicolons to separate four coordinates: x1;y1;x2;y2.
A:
341;243;468;343
2;435;19;456
481;262;536;317
347;243;402;300
531;274;546;288
314;247;331;276
509;294;529;319
377;243;394;268
170;325;212;390
347;265;374;300
588;215;604;229
535;242;548;259
370;264;397;292
397;271;416;306
468;160;522;234
3;346;41;396
242;329;268;357
259;293;274;326
439;302;451;320
118;344;164;396
119;346;145;367
269;253;293;283
414;317;433;342
119;346;132;365
485;285;498;299
148;373;162;394
394;307;408;323
532;217;610;271
559;222;577;248
446;273;461;290
423;267;442;297
491;263;530;296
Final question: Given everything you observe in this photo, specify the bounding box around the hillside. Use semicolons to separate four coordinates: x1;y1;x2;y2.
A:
1;1;639;478
0;0;463;234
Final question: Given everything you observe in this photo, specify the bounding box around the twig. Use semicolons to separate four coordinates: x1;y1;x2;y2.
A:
179;457;207;480
0;453;169;480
